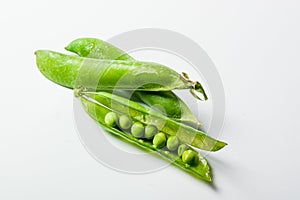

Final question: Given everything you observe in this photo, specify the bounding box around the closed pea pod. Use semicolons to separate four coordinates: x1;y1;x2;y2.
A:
65;37;135;61
133;91;203;127
65;38;204;126
35;50;207;100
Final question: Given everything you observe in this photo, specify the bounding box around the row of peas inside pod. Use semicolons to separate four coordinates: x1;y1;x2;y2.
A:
104;111;200;166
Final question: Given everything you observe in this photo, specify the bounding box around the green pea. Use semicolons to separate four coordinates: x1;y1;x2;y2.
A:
182;150;199;165
178;144;189;157
167;136;180;151
104;112;118;127
144;125;157;139
131;122;144;138
118;115;132;130
153;132;166;149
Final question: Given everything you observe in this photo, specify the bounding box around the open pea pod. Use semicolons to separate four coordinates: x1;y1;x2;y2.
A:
66;38;203;127
78;90;226;151
35;50;207;100
79;92;212;181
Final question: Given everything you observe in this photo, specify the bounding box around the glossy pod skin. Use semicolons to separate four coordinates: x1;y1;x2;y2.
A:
65;37;135;61
66;38;203;126
35;50;207;100
133;91;202;126
79;91;212;181
79;90;227;151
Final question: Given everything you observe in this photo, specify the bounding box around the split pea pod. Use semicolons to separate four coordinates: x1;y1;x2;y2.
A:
79;94;211;181
78;90;226;151
65;38;203;126
78;90;211;180
35;50;207;100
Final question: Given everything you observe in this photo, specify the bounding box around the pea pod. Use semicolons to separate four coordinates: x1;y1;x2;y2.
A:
133;91;202;126
35;50;207;100
66;38;203;126
79;92;212;181
78;90;227;151
34;40;227;183
65;37;135;61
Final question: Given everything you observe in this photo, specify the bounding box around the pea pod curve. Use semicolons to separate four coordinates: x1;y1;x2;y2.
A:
35;50;207;100
66;38;203;127
78;90;227;151
79;93;212;181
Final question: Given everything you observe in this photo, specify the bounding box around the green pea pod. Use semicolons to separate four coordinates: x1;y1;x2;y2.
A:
35;50;207;100
78;90;227;151
65;37;135;61
79;93;212;181
133;91;203;127
65;38;203;127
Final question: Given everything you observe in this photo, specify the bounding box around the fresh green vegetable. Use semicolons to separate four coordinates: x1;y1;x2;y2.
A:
104;112;118;127
35;39;228;182
178;144;190;157
80;90;212;179
144;125;157;139
80;93;212;181
133;91;202;127
167;136;180;151
35;50;207;100
65;37;135;61
131;122;144;138
79;90;227;151
182;150;199;166
118;115;132;130
153;132;167;148
66;38;203;126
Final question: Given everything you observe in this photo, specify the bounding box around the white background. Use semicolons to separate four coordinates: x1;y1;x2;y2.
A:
1;0;300;199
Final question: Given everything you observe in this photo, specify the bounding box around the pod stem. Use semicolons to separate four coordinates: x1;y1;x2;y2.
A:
180;72;208;101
